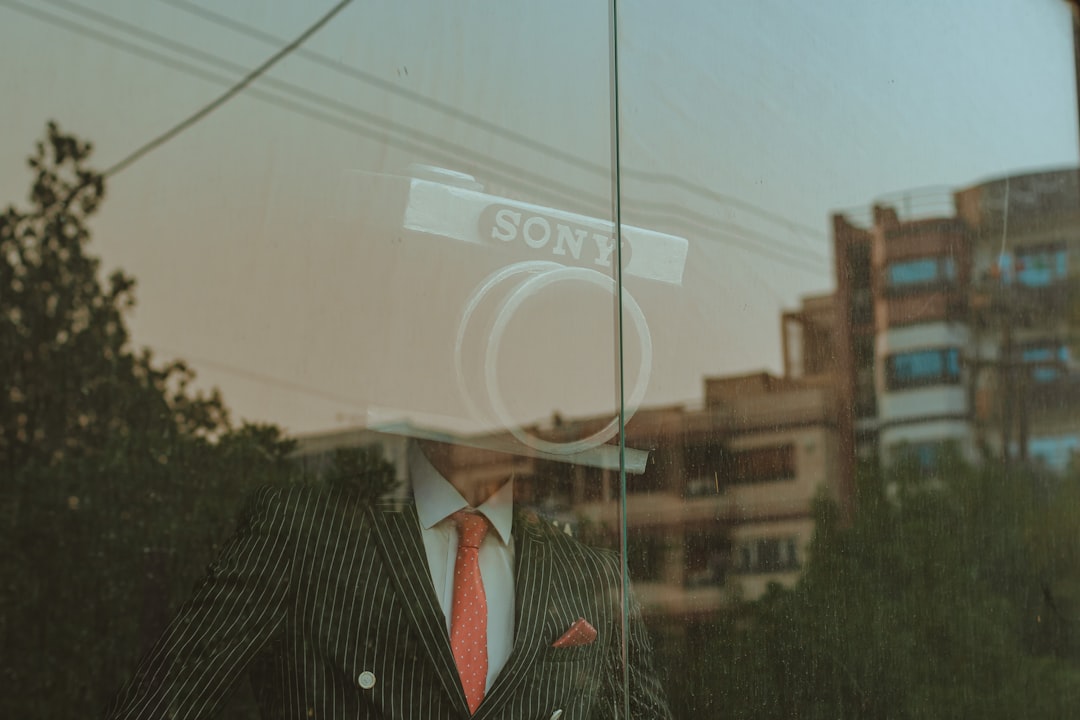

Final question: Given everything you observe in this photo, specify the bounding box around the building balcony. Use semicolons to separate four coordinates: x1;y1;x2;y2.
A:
575;485;818;530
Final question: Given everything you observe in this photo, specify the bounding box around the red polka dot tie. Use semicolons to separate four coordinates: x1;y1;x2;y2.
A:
450;510;490;715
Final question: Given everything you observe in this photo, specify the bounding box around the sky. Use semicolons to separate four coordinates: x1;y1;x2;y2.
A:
2;0;1077;438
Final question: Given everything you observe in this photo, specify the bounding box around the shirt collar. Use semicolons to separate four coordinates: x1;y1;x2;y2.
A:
409;441;514;544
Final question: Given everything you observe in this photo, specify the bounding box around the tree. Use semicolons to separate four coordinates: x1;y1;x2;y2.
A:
0;124;398;719
0;123;229;475
658;454;1080;719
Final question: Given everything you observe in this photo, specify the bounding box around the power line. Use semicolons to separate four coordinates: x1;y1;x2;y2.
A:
148;345;371;410
2;2;236;86
161;0;831;243
0;1;834;431
30;0;618;211
103;0;353;177
14;0;830;273
6;0;612;228
8;0;829;278
0;0;354;199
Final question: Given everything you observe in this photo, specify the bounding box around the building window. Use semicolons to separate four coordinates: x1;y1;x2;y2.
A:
686;443;797;490
1027;435;1080;473
731;444;796;484
885;256;956;293
886;348;961;390
1013;244;1067;287
734;536;801;574
1021;343;1070;383
627;445;669;494
756;539;783;571
684;530;729;587
684;439;726;497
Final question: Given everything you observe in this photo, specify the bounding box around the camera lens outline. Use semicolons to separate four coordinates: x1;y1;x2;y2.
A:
454;260;565;429
454;261;653;455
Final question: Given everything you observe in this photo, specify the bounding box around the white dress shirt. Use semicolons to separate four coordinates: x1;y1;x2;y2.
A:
409;442;516;692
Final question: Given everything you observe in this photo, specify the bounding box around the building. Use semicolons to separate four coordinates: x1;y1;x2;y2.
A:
568;368;843;617
833;168;1080;474
290;293;845;621
289;167;1078;628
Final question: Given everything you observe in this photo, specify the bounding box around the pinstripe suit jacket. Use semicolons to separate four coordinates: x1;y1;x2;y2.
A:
104;484;671;719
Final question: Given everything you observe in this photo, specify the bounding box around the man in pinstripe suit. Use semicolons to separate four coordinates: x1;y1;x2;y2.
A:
104;439;672;719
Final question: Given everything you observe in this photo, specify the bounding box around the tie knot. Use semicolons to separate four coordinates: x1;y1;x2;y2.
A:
452;510;490;549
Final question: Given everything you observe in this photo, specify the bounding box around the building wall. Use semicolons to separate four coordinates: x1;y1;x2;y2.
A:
291;360;844;622
555;371;843;619
835;167;1080;473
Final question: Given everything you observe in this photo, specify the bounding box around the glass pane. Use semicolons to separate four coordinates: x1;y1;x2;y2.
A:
614;2;1080;719
8;1;1080;718
3;2;672;718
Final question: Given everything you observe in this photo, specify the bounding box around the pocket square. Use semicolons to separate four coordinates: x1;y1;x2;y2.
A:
552;617;597;648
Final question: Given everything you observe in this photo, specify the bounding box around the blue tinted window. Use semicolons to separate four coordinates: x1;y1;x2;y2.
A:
1015;247;1067;287
888;259;938;285
945;348;960;376
887;348;961;389
892;350;944;380
1028;436;1080;472
943;257;956;279
1022;344;1070;382
886;257;957;290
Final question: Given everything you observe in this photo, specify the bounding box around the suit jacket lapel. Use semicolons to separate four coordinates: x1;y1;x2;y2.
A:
367;499;470;714
475;508;551;719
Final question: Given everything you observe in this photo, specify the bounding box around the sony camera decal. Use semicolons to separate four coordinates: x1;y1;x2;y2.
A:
333;166;687;467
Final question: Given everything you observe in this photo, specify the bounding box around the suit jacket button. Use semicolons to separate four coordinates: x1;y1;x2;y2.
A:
358;671;376;689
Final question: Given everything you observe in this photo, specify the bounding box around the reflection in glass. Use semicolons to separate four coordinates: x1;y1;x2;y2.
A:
4;1;1080;718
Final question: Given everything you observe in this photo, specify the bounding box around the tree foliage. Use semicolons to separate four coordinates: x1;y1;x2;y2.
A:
658;454;1080;719
0;124;397;718
0;123;229;474
7;123;1078;718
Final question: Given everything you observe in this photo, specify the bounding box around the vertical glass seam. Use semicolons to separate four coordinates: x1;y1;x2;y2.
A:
606;0;630;716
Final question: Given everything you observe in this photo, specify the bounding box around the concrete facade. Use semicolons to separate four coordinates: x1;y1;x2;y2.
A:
834;168;1080;474
290;297;845;622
